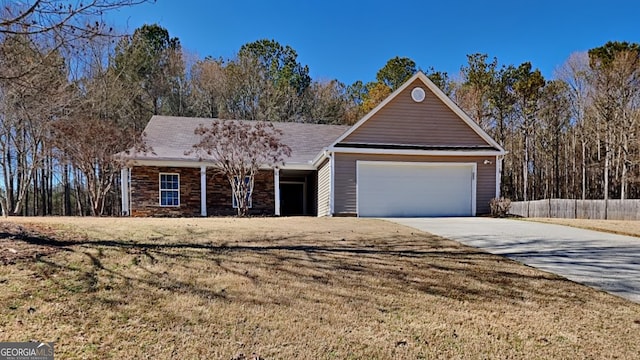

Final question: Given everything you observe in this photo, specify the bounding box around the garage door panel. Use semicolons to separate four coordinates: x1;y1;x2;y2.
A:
357;162;474;217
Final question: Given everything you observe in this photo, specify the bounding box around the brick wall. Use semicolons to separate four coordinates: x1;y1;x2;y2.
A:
130;166;275;217
205;169;275;216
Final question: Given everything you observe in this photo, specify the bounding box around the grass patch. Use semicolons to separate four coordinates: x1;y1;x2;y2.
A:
1;217;639;359
525;218;640;238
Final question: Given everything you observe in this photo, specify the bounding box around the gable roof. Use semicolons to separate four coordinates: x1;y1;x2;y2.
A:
330;72;505;154
129;116;350;166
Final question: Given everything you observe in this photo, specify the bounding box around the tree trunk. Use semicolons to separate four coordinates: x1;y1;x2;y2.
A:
621;142;628;200
581;140;586;200
604;140;610;201
63;164;71;216
553;133;560;199
523;133;529;201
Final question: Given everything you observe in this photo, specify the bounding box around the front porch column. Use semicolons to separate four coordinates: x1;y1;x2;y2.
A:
200;166;207;217
274;168;280;216
120;167;130;216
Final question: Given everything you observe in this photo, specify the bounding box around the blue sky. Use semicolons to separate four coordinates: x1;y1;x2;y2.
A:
107;0;639;85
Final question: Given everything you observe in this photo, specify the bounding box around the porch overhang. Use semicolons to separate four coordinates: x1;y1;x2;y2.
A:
126;158;317;170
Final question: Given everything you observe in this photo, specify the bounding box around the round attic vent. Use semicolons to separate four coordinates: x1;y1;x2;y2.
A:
411;87;426;102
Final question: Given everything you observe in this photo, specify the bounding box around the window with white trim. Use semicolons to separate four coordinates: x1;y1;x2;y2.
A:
232;176;253;208
159;173;179;206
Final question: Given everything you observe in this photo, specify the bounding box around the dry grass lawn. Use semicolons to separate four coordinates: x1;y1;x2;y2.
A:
1;217;639;359
526;218;640;238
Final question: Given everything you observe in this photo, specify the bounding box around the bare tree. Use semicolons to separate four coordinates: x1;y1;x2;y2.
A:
217;55;266;121
457;53;497;131
304;79;348;124
50;115;144;216
589;47;640;201
188;120;291;216
49;38;149;216
513;62;545;201
0;0;151;36
556;52;592;199
538;80;571;198
0;34;71;216
217;53;308;122
0;0;153;80
189;57;225;118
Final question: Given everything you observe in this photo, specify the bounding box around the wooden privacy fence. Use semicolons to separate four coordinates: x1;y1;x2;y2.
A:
509;199;640;220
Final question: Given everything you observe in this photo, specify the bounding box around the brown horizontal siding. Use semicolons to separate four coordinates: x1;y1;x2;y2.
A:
317;159;331;217
342;78;489;147
334;155;357;215
333;153;496;215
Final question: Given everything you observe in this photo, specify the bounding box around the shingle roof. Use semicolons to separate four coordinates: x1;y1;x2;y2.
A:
129;115;350;165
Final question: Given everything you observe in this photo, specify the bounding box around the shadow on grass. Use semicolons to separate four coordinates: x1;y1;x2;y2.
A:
444;234;640;303
4;227;597;306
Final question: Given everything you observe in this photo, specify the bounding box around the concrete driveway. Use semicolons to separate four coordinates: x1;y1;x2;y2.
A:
388;217;640;303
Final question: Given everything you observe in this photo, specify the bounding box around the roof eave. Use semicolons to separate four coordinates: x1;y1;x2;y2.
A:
126;158;317;170
328;146;505;157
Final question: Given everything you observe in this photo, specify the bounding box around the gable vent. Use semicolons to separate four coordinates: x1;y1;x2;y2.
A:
411;87;426;102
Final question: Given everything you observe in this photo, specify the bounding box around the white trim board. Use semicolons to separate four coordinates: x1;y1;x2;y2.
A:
330;153;335;216
130;159;315;171
331;147;503;157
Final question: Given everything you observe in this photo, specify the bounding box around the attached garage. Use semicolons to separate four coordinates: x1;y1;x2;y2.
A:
356;161;476;217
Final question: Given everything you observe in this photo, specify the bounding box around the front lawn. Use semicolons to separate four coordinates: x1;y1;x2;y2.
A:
526;217;640;238
1;217;639;359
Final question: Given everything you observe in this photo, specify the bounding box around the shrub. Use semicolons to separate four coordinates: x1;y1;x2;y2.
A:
490;197;511;217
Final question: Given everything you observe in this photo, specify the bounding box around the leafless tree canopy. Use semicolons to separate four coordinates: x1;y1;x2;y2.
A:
1;0;150;37
0;0;153;80
188;120;291;216
0;0;151;216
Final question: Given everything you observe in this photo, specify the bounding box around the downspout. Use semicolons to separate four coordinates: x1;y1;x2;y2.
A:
120;167;129;216
274;167;280;216
200;165;207;217
329;151;335;217
128;168;132;216
496;155;504;199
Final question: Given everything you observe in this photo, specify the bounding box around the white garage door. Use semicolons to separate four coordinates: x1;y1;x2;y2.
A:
357;161;475;217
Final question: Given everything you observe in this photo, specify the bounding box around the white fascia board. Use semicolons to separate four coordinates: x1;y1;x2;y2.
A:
130;159;212;168
311;148;330;167
131;159;316;171
496;154;504;198
329;153;335;216
279;163;317;170
356;160;478;167
329;146;504;157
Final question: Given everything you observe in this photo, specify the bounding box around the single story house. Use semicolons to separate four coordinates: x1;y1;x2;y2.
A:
121;72;506;217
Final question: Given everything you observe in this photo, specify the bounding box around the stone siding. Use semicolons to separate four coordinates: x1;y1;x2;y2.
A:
130;166;275;217
205;169;275;216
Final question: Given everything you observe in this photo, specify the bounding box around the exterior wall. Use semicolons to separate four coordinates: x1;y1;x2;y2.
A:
205;169;275;216
341;78;489;147
333;153;497;215
131;166;201;217
317;159;331;217
130;166;275;217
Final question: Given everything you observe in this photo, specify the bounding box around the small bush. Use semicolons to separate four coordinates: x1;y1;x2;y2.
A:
490;197;511;217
